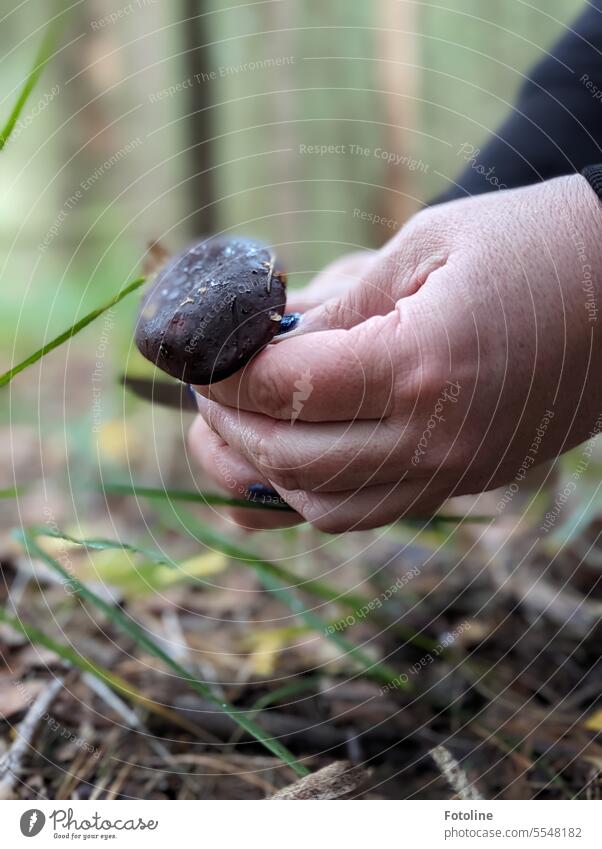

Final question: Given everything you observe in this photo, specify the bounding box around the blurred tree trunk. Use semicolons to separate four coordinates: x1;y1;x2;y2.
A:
376;0;419;227
260;0;297;253
183;0;215;235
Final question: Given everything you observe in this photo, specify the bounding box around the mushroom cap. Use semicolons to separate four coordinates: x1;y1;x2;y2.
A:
135;235;287;384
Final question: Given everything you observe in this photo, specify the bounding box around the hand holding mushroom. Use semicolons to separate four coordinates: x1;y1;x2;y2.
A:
188;175;601;532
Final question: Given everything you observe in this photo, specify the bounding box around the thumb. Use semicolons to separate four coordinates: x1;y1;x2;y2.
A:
284;221;439;336
286;249;392;336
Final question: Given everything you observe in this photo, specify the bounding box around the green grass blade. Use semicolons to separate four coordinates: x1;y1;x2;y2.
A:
33;523;468;692
153;502;379;608
152;502;433;651
103;481;491;524
106;487;375;605
0;606;119;682
26;523;434;652
0;607;213;735
28;526;226;595
256;566;401;687
0;12;61;150
28;524;367;606
0;485;25;498
103;482;294;512
228;677;322;745
248;678;322;715
153;504;406;688
13;528;309;776
0;277;146;388
30;525;176;566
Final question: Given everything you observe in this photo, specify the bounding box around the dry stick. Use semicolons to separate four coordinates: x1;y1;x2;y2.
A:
0;675;65;799
270;761;369;800
429;745;484;801
82;673;203;798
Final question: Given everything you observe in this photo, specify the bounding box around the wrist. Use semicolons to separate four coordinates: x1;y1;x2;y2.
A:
565;173;602;327
560;174;602;444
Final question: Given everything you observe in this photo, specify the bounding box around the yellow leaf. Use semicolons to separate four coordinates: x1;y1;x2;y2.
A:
246;627;303;677
96;419;140;465
151;552;228;588
584;708;602;732
83;549;227;596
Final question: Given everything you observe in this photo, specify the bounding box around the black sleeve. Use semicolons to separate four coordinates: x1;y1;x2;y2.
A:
583;163;602;201
434;1;602;202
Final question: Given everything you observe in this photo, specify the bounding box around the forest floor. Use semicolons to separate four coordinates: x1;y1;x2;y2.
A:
0;353;601;800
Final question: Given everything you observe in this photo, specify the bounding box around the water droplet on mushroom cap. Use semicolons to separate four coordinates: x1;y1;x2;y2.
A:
134;235;287;384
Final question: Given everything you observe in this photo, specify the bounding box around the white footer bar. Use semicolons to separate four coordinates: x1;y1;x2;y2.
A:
2;799;601;848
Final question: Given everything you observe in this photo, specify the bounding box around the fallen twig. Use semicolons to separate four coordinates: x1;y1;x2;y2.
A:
430;745;483;800
0;675;65;799
270;761;369;800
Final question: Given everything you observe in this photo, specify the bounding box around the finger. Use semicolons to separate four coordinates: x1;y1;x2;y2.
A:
294;228;448;335
187;417;303;530
194;396;431;493
270;479;448;534
195;309;408;421
276;252;377;338
188;416;266;496
286;250;375;310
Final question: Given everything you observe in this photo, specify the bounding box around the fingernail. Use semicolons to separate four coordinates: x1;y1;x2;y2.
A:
191;387;208;414
275;312;302;336
244;483;286;505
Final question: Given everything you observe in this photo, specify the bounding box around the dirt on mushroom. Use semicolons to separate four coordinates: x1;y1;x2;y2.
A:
135;236;287;384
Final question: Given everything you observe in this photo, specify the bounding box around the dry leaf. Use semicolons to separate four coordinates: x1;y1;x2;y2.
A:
0;676;43;720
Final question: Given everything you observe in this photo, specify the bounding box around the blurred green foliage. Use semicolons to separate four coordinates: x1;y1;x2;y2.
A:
0;0;587;448
0;1;583;353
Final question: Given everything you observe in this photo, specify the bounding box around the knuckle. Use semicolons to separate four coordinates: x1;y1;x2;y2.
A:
270;467;302;491
400;207;444;249
398;358;436;406
278;427;310;486
204;401;228;438
385;214;435;272
417;353;447;400
253;422;303;490
248;426;277;471
391;312;431;401
249;366;291;419
247;427;298;493
322;296;363;328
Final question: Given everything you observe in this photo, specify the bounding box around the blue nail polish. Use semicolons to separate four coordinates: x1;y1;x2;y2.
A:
245;483;285;505
276;312;301;335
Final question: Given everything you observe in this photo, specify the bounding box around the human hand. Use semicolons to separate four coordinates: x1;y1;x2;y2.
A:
188;175;602;532
187;250;375;529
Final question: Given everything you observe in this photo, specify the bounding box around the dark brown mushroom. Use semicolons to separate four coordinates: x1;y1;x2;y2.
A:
135;236;287;384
